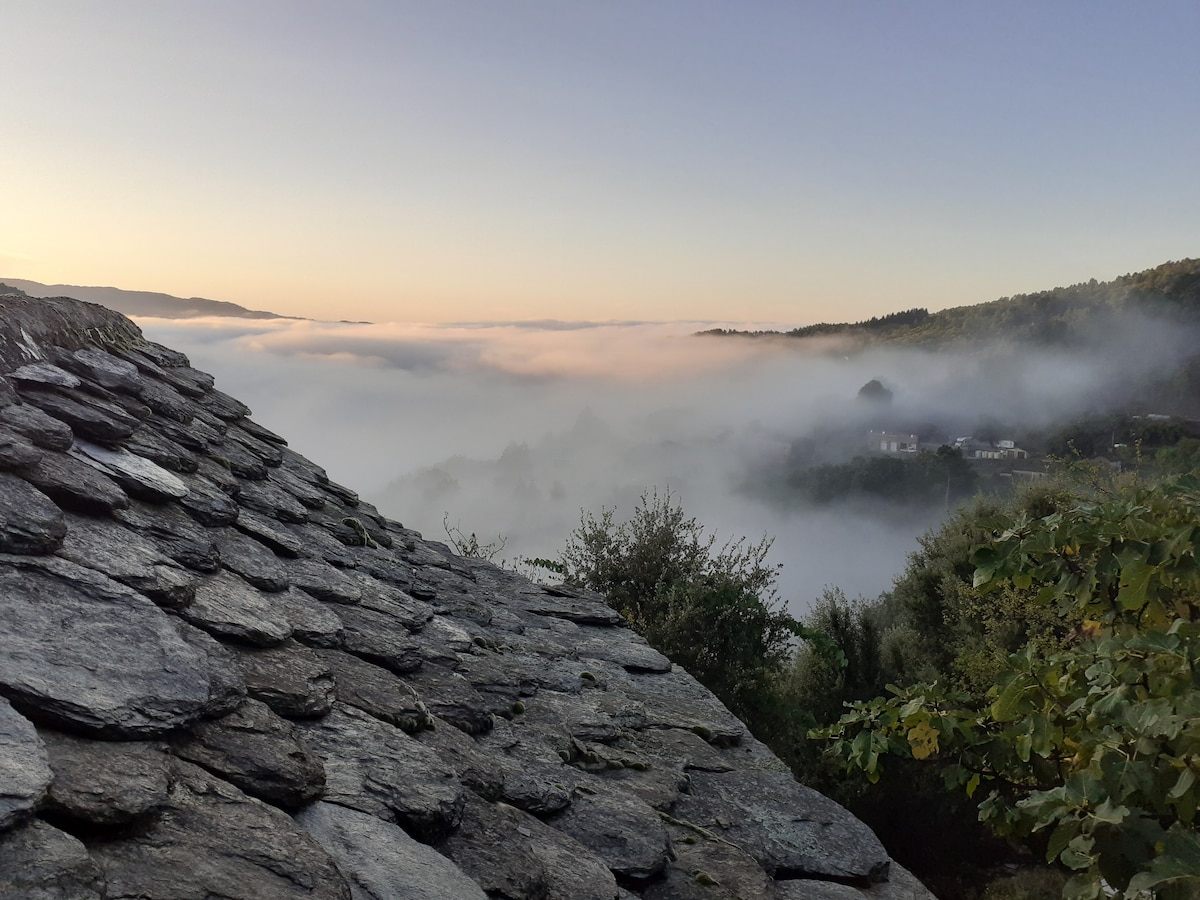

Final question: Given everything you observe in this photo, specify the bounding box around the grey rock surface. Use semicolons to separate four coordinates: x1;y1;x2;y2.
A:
216;528;291;590
176;469;240;525
0;424;44;469
312;648;432;731
437;793;625;900
234;506;309;557
0;402;74;451
401;663;494;735
161;364;216;398
41;730;171;825
674;769;891;883
122;423;200;473
774;865;932;899
513;803;624;900
10;362;82;390
412;713;505;799
549;787;673;883
0;293;143;369
115;499;222;571
170;699;325;809
285;555;363;603
184;569;294;646
0;295;935;900
0;698;51;829
136;379;195;422
643;825;776;900
435;795;549;899
234;641;338;718
275;586;345;647
72;439;189;502
58;512;195;608
0;819;105;900
66;347;143;393
89;762;350;900
0;473;66;553
297;801;486;900
217;441;269;479
238;476;310;522
21;449;130;514
296;704;465;840
0;556;238;736
336;604;425;673
16;386;139;444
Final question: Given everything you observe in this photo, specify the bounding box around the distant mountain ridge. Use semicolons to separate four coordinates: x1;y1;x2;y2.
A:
700;258;1200;347
0;277;295;320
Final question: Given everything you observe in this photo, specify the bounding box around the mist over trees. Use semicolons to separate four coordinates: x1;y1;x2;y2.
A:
550;466;1200;898
365;260;1200;617
130;257;1200;898
517;260;1200;898
705;258;1200;349
135;259;1200;616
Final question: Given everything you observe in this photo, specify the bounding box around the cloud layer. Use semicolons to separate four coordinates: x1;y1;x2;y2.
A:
135;312;1191;614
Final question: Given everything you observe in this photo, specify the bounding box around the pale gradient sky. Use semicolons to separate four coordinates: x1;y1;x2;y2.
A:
2;1;1197;323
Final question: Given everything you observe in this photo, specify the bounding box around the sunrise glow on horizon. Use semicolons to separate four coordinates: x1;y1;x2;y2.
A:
2;2;1198;324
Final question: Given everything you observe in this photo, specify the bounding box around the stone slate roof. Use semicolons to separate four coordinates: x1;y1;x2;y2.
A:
0;292;933;899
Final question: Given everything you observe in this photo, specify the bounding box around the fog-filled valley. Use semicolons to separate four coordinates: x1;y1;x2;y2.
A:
7;3;1200;893
8;261;1200;898
134;292;1199;617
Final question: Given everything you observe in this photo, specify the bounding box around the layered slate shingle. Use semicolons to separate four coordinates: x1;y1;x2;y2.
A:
0;290;934;899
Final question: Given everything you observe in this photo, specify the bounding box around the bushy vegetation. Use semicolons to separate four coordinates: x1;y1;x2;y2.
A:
556;490;815;735
548;469;1200;898
443;512;507;561
817;475;1200;899
786;446;979;508
1045;414;1197;463
1158;440;1200;477
525;259;1200;897
787;308;932;340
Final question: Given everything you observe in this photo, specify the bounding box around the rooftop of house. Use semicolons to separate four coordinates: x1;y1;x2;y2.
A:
0;290;932;899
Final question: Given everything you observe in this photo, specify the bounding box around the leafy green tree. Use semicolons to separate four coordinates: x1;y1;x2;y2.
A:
858;378;894;404
558;489;810;737
559;489;751;621
1157;439;1200;476
1046;423;1099;460
817;477;1200;899
791;588;886;723
787;449;978;508
878;478;1091;695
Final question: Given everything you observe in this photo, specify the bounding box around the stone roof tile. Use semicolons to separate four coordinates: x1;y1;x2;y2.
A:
0;294;933;899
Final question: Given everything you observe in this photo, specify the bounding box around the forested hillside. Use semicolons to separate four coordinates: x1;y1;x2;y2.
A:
701;258;1200;347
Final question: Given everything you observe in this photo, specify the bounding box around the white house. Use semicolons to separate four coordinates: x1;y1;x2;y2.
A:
953;437;1029;460
868;431;919;454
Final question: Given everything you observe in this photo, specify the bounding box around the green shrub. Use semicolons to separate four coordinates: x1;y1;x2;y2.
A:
817;477;1200;899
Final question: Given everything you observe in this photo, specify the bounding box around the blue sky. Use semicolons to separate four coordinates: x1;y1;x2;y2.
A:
2;1;1197;322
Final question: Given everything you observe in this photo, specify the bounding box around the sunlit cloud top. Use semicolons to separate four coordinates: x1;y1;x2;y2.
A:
133;305;1198;606
134;316;795;381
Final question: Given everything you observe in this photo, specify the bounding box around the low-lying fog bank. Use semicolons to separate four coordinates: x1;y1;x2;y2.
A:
135;311;1192;615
